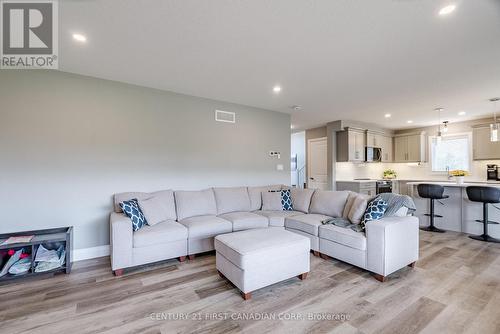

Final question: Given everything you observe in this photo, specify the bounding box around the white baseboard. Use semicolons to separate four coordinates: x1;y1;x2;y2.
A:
73;245;110;262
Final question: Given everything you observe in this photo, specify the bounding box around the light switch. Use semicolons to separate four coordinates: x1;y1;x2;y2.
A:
276;164;284;171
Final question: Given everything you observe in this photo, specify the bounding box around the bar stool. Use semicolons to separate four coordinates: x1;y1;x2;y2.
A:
418;184;449;233
466;186;500;243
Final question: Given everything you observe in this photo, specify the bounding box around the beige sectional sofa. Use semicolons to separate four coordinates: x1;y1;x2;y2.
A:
110;185;419;281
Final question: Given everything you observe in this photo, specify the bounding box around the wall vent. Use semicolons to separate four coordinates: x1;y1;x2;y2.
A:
215;110;236;123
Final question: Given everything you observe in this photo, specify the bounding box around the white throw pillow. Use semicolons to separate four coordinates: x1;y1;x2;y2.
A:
138;196;173;226
262;191;283;211
348;195;369;224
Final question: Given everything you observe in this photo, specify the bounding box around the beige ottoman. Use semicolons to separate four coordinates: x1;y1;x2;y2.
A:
214;228;310;300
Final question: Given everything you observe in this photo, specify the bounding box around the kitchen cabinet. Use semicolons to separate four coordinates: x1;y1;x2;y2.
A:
367;131;393;162
336;129;366;162
473;126;500;160
336;181;377;196
394;133;425;162
380;135;393;162
366;132;384;147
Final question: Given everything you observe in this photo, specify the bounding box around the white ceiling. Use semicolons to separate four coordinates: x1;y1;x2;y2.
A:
59;0;500;131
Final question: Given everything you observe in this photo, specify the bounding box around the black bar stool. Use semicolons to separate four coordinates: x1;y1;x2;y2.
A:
418;184;449;233
466;186;500;243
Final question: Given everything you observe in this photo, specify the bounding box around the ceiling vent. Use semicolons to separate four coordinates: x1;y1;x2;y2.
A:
215;110;236;123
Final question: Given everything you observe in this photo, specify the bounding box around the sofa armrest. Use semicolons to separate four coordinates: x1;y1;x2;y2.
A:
366;215;419;276
110;212;133;270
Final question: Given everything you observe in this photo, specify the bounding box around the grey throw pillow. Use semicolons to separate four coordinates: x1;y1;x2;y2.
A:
348;195;369;224
290;188;315;213
262;191;283;211
138;196;173;226
342;192;357;218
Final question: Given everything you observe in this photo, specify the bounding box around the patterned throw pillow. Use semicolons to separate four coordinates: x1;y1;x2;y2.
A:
119;199;148;232
360;197;388;231
281;189;293;211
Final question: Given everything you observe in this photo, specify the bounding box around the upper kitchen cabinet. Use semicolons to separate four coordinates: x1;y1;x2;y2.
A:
366;131;383;147
473;126;500;160
381;135;393;162
337;128;365;162
367;131;393;162
394;133;426;162
366;130;393;162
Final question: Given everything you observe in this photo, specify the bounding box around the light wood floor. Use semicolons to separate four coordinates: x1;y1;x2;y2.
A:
1;230;500;334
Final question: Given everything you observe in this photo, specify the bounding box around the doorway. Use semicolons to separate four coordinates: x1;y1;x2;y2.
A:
307;137;328;190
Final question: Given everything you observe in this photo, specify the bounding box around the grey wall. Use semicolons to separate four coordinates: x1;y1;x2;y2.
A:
0;71;291;249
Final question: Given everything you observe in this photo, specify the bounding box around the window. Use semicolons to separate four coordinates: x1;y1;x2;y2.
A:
430;134;471;172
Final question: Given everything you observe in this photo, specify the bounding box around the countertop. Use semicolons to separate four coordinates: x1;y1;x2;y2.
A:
406;181;500;188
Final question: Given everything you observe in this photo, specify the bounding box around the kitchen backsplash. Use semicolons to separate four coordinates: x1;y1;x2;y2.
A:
336;160;500;181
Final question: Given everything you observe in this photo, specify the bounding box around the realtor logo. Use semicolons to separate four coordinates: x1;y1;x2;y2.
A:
1;0;58;69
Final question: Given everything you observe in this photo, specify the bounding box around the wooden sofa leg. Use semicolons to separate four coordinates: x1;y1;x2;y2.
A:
312;250;320;257
373;273;386;282
241;292;252;300
178;256;186;262
298;272;308;280
408;261;416;268
114;269;124;276
188;255;195;260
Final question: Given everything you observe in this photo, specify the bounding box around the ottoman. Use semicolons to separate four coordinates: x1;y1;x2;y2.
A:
214;228;310;300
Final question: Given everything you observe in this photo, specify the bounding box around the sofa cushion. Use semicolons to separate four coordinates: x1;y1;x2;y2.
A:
213;187;251;215
174;189;217;221
247;185;283;211
291;188;315;213
218;212;269;231
254;210;304;227
114;190;176;218
179;215;232;239
285;214;332;236
319;224;367;251
262;191;283;211
309;190;350;218
138;194;176;226
119;199;148;232
133;221;187;248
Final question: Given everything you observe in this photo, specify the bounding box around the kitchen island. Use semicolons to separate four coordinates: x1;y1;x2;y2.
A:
407;181;500;238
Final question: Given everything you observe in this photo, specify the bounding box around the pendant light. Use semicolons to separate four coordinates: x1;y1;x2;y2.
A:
490;98;500;142
435;108;444;143
442;121;449;133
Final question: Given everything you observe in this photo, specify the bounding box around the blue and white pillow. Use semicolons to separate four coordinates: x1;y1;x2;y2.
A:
119;199;147;232
269;189;293;211
281;189;293;211
360;197;388;230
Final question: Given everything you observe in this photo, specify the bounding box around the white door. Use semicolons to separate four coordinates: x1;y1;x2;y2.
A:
307;137;328;190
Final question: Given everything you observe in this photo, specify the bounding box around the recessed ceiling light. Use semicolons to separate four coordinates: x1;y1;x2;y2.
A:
407;120;413;124
72;33;87;42
384;113;391;118
290;124;295;129
458;111;466;116
273;85;281;93
439;4;456;16
290;105;302;111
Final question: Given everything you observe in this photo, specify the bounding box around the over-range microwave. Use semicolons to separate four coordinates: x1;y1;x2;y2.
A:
365;147;382;162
